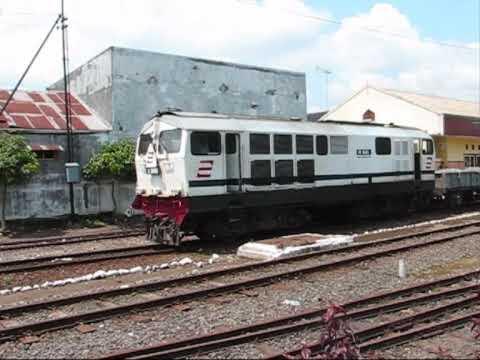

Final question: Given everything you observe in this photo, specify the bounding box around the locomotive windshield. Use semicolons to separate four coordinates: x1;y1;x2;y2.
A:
138;134;154;155
158;129;182;154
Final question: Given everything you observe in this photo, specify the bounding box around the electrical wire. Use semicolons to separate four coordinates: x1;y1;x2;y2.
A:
235;0;478;52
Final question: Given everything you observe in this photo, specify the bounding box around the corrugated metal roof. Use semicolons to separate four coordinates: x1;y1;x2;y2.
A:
0;90;111;132
28;144;64;151
380;88;480;118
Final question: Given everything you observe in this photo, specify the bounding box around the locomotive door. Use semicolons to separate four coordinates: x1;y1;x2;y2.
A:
225;133;243;192
413;139;421;181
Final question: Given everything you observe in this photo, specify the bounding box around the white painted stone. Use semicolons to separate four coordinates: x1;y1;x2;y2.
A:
283;299;301;306
237;234;354;260
179;257;193;266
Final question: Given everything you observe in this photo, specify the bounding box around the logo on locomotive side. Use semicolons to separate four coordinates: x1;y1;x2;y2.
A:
197;160;214;178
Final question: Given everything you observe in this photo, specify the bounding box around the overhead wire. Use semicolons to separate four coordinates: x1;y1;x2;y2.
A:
235;0;478;52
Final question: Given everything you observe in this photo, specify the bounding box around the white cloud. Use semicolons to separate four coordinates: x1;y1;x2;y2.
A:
0;1;477;112
0;0;327;88
278;3;479;109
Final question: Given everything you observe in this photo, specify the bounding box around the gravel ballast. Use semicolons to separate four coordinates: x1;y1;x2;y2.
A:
2;226;480;358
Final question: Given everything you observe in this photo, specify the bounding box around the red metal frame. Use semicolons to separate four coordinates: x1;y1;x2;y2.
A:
132;195;190;225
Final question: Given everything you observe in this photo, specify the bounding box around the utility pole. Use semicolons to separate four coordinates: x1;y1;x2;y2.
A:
61;0;75;219
0;15;61;118
315;66;332;110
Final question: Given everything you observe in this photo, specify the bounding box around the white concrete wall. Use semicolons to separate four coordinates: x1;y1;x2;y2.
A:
4;176;136;220
324;88;444;135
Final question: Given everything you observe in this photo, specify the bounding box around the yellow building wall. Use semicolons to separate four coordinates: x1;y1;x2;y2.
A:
444;136;480;168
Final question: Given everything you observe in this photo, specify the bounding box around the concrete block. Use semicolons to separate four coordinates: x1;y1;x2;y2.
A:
237;233;354;260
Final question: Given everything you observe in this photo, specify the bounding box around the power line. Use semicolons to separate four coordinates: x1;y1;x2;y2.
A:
235;0;478;52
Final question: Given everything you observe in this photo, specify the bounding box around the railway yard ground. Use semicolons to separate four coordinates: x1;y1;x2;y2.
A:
1;209;480;358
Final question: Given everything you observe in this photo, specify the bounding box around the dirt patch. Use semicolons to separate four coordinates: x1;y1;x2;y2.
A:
261;234;325;248
413;256;480;278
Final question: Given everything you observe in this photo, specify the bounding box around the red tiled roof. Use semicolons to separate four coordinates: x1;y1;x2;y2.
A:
0;90;110;132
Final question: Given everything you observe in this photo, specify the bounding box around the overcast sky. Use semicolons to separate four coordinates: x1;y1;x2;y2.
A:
0;0;479;112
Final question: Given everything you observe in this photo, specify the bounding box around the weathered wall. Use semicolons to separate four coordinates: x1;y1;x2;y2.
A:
52;47;307;140
49;48;114;126
4;177;136;220
111;47;306;139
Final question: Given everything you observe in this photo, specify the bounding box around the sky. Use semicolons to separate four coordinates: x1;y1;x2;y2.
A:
0;0;479;112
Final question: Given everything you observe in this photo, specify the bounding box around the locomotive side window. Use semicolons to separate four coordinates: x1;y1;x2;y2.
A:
250;134;270;154
331;136;348;154
275;160;294;184
297;160;315;183
274;135;292;154
159;129;182;154
296;135;314;154
316;135;328;155
422;139;434;155
375;137;391;155
226;134;237;154
191;132;221;156
251;160;271;185
138;134;154;155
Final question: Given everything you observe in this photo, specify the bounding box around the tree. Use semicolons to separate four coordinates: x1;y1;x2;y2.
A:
0;133;40;233
83;139;136;213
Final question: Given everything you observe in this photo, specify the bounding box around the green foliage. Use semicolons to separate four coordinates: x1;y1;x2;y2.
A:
0;133;40;185
83;139;136;181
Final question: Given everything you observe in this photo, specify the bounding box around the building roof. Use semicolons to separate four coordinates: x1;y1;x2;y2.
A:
0;90;110;132
307;111;328;122
379;88;480;119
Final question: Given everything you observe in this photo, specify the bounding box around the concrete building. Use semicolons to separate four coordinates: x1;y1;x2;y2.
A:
323;86;480;169
0;89;129;220
50;46;307;140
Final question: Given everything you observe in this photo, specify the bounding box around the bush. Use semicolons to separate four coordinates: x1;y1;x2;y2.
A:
83;139;136;213
0;133;40;231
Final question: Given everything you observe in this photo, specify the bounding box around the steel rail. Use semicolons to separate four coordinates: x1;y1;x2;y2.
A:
0;230;145;252
100;282;480;359
2;216;477;274
0;244;173;274
2;222;480;318
268;295;480;359
1;225;480;341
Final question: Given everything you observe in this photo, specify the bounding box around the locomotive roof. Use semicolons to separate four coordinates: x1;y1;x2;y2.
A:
152;112;431;138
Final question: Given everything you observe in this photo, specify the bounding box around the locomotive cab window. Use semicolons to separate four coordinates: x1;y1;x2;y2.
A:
274;135;292;154
191;132;221;155
250;134;270;154
138;134;154;155
422;139;434;155
375;137;391;155
296;135;314;154
331;136;348;154
316;135;328;155
159;129;182;154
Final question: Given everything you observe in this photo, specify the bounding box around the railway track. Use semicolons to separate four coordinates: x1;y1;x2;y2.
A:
2;217;479;276
0;244;174;274
1;220;480;343
0;229;145;252
101;271;480;359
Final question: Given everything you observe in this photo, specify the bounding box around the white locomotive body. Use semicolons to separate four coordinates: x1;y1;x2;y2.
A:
132;111;436;245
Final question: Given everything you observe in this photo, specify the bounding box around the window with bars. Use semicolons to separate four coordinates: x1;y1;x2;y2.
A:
275;160;294;184
274;135;293;154
296;135;314;154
